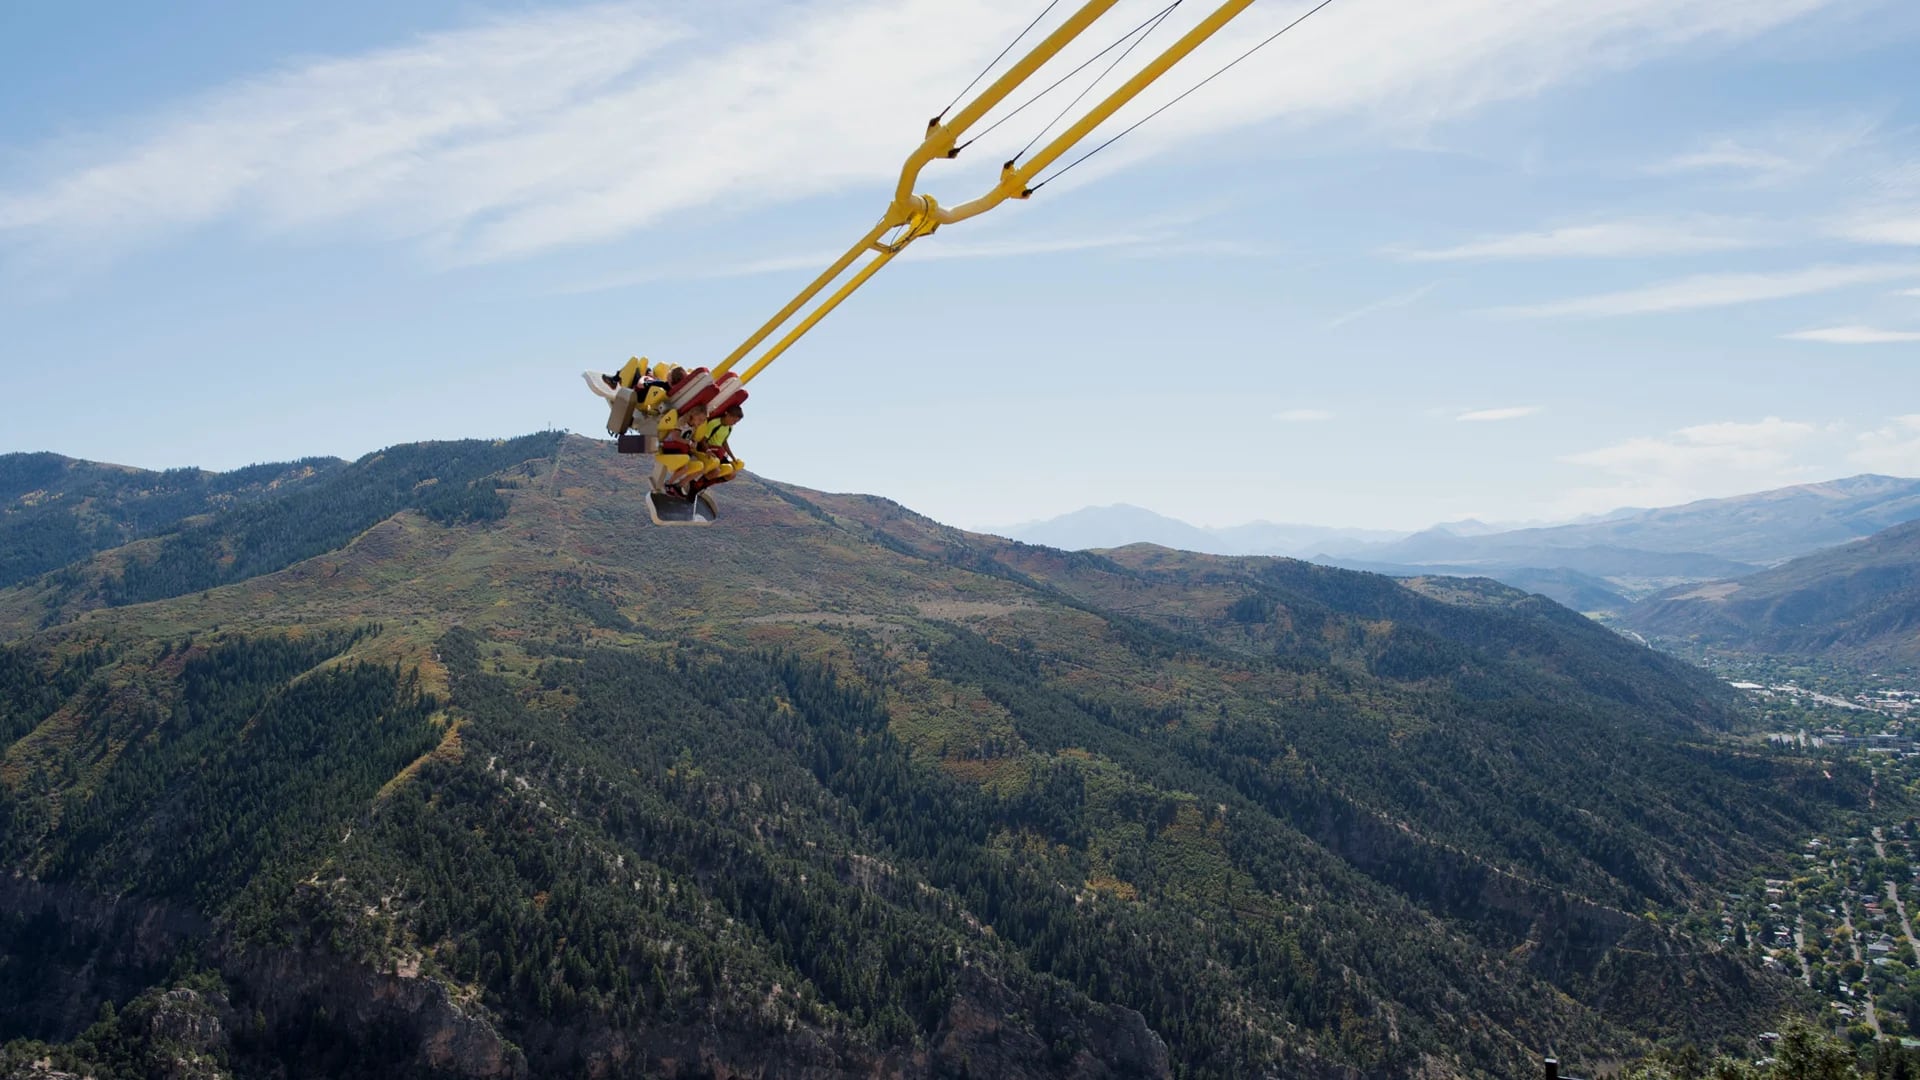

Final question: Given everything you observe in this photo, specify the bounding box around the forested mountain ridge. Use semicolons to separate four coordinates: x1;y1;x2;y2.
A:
0;434;562;628
0;435;1860;1078
1622;518;1920;670
0;451;345;592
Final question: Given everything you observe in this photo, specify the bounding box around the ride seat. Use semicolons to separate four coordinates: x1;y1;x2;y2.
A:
707;372;748;416
667;367;717;413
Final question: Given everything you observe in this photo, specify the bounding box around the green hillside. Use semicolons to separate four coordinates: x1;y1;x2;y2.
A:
1622;520;1920;671
0;452;346;591
0;435;1864;1078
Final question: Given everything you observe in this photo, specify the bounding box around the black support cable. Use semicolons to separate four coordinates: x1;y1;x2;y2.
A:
1028;0;1338;193
937;0;1061;122
1013;0;1183;163
957;0;1185;155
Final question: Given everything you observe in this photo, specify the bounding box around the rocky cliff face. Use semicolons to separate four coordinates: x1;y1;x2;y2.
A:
1;875;209;1043
4;875;1171;1080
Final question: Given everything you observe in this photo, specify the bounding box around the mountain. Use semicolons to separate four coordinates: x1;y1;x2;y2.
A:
991;503;1224;553
1361;475;1920;571
0;451;345;591
1305;475;1920;613
0;436;1854;1079
1622;518;1920;671
994;478;1920;618
1324;548;1753;603
993;504;1403;557
1328;561;1634;615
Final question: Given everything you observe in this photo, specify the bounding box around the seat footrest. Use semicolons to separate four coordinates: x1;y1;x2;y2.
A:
647;491;716;526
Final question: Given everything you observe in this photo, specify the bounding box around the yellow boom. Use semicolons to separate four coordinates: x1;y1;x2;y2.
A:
711;0;1270;387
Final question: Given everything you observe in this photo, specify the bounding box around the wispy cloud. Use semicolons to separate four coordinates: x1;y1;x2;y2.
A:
0;0;1857;271
1276;408;1334;422
0;3;694;262
1831;210;1920;247
1326;281;1439;328
1647;113;1880;186
1556;417;1823;514
1398;218;1763;262
1652;140;1798;177
1785;325;1920;344
554;226;1200;295
1853;416;1920;475
1457;406;1541;422
1488;262;1920;319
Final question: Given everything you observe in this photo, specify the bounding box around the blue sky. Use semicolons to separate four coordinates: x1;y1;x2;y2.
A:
4;0;1920;531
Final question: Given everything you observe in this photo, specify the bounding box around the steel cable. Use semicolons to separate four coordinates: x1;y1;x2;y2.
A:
1029;0;1337;193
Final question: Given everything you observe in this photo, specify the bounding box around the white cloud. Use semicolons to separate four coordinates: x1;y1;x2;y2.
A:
1556;417;1823;514
554;223;1208;295
1832;211;1920;247
1325;281;1439;328
1653;140;1797;177
1646;113;1880;186
0;0;1853;269
1488;262;1920;319
1853;416;1920;475
1276;408;1334;422
1456;406;1541;422
1398;218;1763;261
1785;326;1920;344
0;4;692;258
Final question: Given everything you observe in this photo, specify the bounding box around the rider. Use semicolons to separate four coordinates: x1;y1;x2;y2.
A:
593;359;686;440
591;360;742;497
600;357;674;399
689;405;744;492
654;403;708;496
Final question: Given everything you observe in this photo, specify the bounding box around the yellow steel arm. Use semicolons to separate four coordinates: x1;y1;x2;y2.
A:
714;0;1265;386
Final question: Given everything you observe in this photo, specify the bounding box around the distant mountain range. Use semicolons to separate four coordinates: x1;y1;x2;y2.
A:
1000;476;1920;614
1622;518;1920;671
990;504;1405;556
1347;474;1920;568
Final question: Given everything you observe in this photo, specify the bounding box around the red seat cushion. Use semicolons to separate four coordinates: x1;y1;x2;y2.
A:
666;368;714;413
708;373;749;415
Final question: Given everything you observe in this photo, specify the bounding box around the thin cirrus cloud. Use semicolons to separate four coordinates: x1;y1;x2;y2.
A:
1645;113;1881;185
1276;408;1334;422
1397;218;1765;262
0;0;1856;270
1831;211;1920;247
1456;406;1541;422
1325;281;1440;328
1486;262;1920;319
1785;326;1920;344
554;227;1194;295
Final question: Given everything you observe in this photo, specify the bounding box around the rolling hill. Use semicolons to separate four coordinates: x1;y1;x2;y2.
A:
0;451;346;591
1622;519;1920;671
0;435;1854;1079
